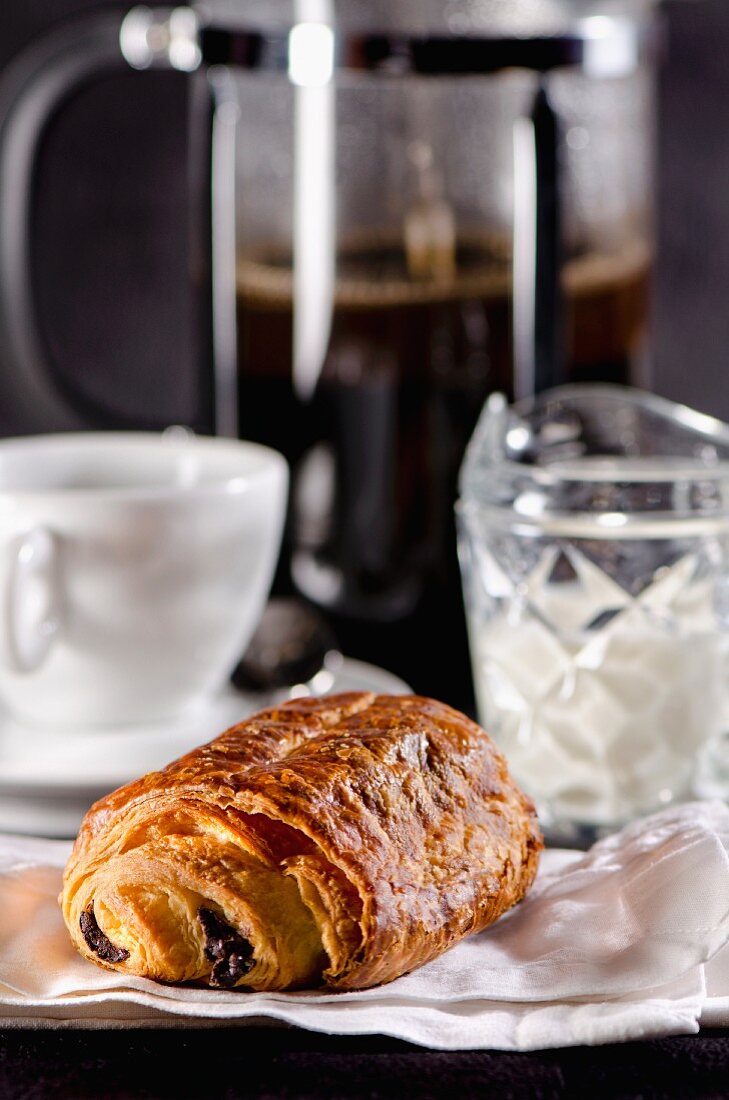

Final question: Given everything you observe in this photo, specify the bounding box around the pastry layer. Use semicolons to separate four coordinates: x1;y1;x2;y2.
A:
62;693;542;991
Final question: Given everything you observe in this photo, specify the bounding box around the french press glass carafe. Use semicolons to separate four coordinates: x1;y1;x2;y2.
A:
0;0;658;708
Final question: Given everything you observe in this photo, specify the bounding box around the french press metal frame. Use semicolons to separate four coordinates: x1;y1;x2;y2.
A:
0;5;655;434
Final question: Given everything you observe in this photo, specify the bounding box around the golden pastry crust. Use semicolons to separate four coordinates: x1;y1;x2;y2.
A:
62;693;542;991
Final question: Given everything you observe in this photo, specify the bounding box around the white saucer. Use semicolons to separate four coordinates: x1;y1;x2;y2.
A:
0;658;411;838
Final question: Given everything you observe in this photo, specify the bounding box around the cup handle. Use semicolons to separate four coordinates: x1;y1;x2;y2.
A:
0;527;62;674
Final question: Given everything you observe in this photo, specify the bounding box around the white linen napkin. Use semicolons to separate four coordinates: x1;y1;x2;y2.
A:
2;801;729;1050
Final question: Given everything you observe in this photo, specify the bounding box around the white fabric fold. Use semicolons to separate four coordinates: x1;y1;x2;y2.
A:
2;802;729;1050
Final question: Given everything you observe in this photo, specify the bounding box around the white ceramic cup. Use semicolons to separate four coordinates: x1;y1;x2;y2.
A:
0;432;288;727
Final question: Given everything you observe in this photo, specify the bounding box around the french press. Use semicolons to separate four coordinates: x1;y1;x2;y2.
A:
0;1;658;707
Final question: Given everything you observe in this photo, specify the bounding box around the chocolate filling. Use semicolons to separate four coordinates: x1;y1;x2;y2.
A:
198;906;254;988
79;906;130;964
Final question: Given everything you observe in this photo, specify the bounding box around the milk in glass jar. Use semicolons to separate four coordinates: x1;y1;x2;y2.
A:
458;386;729;844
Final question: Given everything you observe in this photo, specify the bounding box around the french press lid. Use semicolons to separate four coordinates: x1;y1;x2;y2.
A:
122;0;657;79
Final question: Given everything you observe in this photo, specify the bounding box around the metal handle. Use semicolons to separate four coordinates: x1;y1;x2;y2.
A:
0;12;130;431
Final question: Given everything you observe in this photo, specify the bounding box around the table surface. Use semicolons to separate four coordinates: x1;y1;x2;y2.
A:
3;1029;729;1100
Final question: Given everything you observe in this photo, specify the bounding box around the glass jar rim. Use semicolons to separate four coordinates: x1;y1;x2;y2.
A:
458;385;729;525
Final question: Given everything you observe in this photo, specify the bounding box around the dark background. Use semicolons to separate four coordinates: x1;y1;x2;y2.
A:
0;0;727;436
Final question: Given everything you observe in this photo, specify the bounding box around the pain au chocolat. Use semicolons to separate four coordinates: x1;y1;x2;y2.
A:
62;693;542;991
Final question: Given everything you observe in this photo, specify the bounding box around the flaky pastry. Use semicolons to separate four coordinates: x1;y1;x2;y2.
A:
62;693;541;991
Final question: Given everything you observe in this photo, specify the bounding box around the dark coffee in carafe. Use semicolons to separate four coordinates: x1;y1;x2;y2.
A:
236;235;650;709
